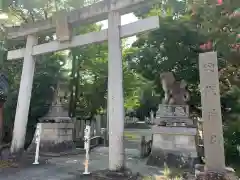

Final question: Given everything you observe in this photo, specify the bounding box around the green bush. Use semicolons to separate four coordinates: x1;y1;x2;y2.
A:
224;120;240;165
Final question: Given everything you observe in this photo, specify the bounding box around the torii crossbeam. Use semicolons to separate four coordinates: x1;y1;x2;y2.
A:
6;0;156;40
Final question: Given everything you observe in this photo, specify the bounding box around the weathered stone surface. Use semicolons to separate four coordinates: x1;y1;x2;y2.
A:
148;126;199;169
28;122;75;154
151;127;197;152
160;72;190;105
76;169;143;180
155;105;194;126
199;52;225;171
147;149;199;169
195;165;238;180
54;11;72;42
140;136;152;158
195;171;238;180
28;140;75;154
27;81;75;155
152;126;197;136
6;0;158;39
151;80;197;169
124;123;151;129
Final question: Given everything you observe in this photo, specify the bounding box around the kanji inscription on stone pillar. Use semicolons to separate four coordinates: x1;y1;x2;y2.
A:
54;11;72;42
199;52;225;172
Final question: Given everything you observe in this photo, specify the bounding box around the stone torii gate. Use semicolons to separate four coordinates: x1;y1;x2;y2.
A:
6;0;159;170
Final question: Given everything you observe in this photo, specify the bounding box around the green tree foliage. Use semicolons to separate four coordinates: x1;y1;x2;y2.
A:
69;33;149;119
188;0;240;63
221;87;240;164
126;15;203;116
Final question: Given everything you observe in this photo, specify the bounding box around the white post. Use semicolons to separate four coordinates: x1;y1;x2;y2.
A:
150;111;154;124
107;110;109;141
95;115;101;136
72;117;77;140
91;120;95;136
11;35;38;153
83;125;91;175
33;123;42;165
108;11;125;170
80;120;85;138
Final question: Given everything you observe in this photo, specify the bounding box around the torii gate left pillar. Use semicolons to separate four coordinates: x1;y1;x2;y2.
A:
11;35;38;153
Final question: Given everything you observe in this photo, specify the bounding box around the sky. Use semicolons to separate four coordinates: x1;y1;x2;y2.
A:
97;13;138;47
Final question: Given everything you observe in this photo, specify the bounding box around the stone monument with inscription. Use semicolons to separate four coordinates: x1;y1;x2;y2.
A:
147;72;198;169
28;82;75;154
195;52;238;180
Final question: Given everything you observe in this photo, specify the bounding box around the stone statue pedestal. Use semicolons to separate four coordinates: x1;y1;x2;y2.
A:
154;105;194;126
28;87;76;154
148;105;199;169
28;122;75;154
148;126;198;168
195;165;238;180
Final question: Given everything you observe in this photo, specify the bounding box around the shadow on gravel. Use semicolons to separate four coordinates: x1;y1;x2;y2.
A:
69;169;143;180
0;152;49;175
125;123;151;129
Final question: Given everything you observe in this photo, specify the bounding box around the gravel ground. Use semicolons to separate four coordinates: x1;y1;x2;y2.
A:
0;137;163;180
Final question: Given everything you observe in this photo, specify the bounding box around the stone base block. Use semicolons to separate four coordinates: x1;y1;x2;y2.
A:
28;140;75;154
195;165;238;180
28;122;75;154
195;171;238;180
147;149;199;169
148;126;199;169
155;117;194;127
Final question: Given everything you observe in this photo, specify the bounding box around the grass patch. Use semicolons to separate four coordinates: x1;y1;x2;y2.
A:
156;164;186;180
0;160;18;168
123;132;140;140
233;164;240;177
142;165;186;180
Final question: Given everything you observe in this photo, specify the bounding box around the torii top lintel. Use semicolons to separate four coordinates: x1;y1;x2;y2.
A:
6;0;155;40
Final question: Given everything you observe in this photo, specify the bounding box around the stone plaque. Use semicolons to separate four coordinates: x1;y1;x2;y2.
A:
175;135;189;145
157;105;189;117
161;141;174;149
153;134;174;150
